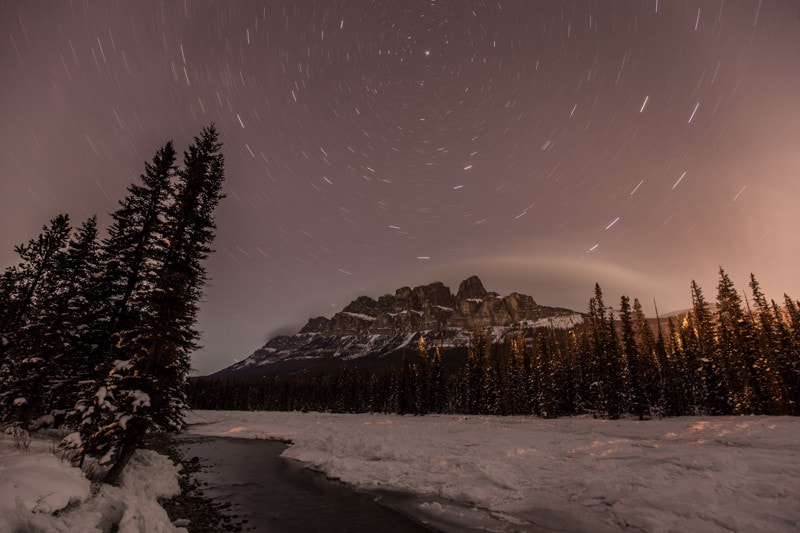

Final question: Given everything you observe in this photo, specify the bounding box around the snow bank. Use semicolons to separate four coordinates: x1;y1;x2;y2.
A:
187;411;800;532
0;432;184;532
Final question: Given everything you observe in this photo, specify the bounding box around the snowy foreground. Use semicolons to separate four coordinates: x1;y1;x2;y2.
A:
1;413;798;532
187;411;800;532
0;429;183;532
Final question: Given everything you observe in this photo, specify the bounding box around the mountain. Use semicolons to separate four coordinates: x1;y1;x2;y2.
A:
211;275;585;379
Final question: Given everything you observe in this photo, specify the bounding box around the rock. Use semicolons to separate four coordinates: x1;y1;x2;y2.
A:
456;275;487;301
299;316;329;334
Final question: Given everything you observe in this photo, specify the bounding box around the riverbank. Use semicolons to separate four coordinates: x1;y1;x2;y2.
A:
144;432;244;532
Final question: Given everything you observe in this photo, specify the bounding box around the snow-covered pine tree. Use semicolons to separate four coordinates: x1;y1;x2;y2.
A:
429;346;445;413
9;216;104;425
506;333;529;415
98;142;178;353
48;217;104;417
535;329;561;418
79;126;225;484
777;295;800;414
714;268;758;414
587;284;624;419
620;295;649;419
748;274;786;414
414;335;430;414
0;215;72;426
75;141;177;470
632;298;661;414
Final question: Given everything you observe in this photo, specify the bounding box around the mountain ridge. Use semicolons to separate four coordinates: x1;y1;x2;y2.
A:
211;275;585;379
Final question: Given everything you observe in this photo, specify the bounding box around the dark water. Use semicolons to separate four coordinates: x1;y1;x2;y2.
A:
173;434;437;532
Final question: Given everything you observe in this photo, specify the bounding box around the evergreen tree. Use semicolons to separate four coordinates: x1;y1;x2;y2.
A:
414;336;430;414
79;126;225;484
587;284;624;418
535;330;561;418
462;327;490;414
714;268;757;414
506;334;530;415
620;296;649;419
685;281;720;414
429;347;446;413
748;275;786;414
774;296;800;414
397;354;415;415
0;215;72;426
75;141;177;472
632;299;661;413
41;216;104;418
100;142;177;345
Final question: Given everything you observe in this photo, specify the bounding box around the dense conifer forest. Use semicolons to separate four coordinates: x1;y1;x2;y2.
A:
0;126;225;484
189;275;800;419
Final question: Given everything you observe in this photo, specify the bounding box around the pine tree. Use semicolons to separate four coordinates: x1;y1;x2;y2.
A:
684;281;720;414
75;141;177;472
414;336;430;414
429;347;445;413
506;334;530;415
535;330;561;418
776;296;800;413
0;215;72;426
620;296;649;419
714;268;756;414
79;126;225;484
748;275;786;414
397;354;415;415
462;327;490;414
40;216;104;418
587;284;624;418
632;299;661;413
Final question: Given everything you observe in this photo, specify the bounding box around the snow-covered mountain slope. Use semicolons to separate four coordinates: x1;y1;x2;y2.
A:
213;276;585;379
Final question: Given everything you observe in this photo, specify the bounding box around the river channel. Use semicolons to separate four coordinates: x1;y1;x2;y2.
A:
172;434;440;532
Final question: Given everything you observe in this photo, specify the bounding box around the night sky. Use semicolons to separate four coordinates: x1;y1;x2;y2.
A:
2;1;799;375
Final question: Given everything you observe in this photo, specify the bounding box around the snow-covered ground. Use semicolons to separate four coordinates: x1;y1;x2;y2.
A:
0;429;183;532
3;413;798;532
187;411;800;532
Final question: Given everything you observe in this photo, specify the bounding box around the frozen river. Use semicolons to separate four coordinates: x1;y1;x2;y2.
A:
173;434;438;532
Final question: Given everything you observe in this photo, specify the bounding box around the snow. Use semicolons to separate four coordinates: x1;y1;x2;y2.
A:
0;431;185;532
519;313;585;329
186;411;800;532
342;311;377;321
5;413;797;531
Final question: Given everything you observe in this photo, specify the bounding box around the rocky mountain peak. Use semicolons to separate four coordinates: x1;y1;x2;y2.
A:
456;275;487;301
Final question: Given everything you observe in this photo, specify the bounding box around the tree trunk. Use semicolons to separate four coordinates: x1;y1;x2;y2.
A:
102;423;146;486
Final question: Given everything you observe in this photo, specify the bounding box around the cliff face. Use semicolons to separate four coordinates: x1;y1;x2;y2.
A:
305;275;577;336
215;275;585;379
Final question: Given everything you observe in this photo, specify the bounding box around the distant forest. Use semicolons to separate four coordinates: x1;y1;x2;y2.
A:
190;272;800;419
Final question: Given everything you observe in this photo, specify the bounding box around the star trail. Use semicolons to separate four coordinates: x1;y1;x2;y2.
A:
2;1;798;374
